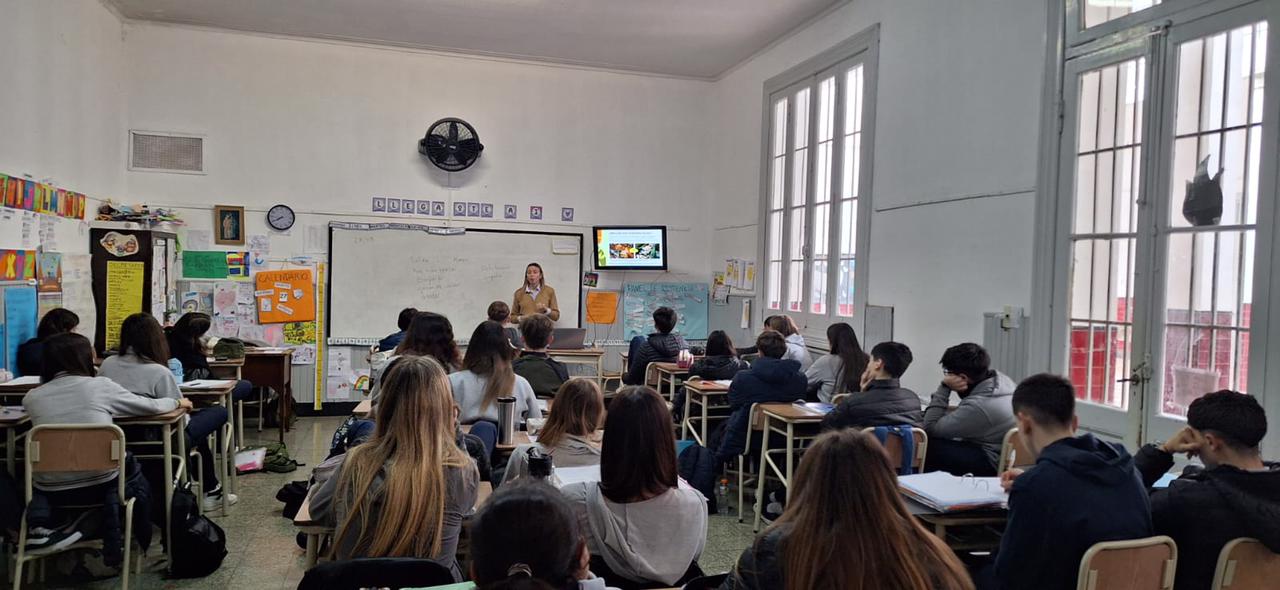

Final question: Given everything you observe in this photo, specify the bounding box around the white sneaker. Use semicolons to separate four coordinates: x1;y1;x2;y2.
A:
202;492;239;512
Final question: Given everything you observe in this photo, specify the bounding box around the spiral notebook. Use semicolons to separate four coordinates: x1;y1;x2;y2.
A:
898;472;1008;513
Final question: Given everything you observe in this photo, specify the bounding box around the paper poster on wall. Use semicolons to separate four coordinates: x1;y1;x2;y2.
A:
283;322;316;345
248;251;268;273
2;286;37;373
226;252;249;279
584;291;619;325
104;261;144;351
248;234;270;254
36;252;62;293
181;291;200;313
291;343;316;365
184;230;212;252
213;282;237;318
61;254;96;343
0;249;35;280
622;282;709;341
236;283;255;305
255;269;315;323
36;292;62;321
183;251;229;279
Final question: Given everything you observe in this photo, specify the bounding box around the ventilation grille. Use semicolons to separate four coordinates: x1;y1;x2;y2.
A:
130;131;204;173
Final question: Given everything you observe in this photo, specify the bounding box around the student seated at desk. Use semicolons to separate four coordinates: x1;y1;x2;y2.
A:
99;313;237;511
923;343;1015;476
714;330;807;464
723;429;973;590
987;374;1150;590
765;315;811;372
377;307;417;352
488;300;525;350
15;308;79;377
821;341;923;431
165;312;253;402
805;322;869;403
513;314;568;398
561;386;707;587
370;311;463;405
503;379;603;485
24;332;186;556
622;307;688;386
672;331;749;421
471;482;618;590
311;355;479;579
451;321;543;454
1133;390;1280;590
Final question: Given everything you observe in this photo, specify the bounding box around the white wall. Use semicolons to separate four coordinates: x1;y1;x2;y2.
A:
710;0;1048;394
0;0;129;198
120;23;715;281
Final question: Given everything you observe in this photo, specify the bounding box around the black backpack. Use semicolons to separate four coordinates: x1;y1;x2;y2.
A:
166;483;228;579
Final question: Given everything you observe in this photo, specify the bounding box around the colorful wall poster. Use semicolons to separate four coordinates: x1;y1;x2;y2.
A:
254;269;315;324
183;251;229;279
0;174;87;219
0;249;35;280
2;286;37;374
36;251;62;293
282;322;316;345
104;261;144;351
226;251;249;279
622;282;709;341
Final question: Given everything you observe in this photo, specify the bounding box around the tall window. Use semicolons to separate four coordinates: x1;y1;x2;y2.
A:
761;32;876;331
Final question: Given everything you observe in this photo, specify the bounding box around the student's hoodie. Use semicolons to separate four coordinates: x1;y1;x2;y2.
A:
1135;444;1280;590
688;355;749;381
922;371;1016;468
782;334;812;372
995;434;1152;590
716;357;807;462
623;333;688;385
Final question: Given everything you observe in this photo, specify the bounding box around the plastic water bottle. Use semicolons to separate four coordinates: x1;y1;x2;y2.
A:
716;478;730;515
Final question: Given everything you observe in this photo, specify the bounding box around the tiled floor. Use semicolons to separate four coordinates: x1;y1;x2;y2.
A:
34;416;757;589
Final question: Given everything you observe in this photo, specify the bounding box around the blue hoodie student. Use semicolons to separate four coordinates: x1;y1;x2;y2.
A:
715;331;807;463
994;433;1152;590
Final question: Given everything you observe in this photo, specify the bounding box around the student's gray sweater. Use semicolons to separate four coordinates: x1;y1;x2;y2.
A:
98;353;182;402
23;374;178;491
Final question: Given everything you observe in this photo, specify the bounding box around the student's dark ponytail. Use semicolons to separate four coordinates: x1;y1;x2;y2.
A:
471;482;584;590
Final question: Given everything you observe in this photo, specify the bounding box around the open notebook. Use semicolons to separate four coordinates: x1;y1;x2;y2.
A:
899;472;1008;513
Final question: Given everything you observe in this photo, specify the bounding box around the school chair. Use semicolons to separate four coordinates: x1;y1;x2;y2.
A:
997;428;1035;473
14;425;142;590
862;427;928;473
1076;535;1177;590
830;393;849;405
297;557;455;590
681;573;729;589
734;403;766;524
1211;537;1280;590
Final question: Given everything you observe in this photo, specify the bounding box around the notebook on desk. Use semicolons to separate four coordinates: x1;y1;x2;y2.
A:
794;401;834;414
899;472;1008;513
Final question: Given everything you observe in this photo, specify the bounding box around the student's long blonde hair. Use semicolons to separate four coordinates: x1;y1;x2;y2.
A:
536;378;604;449
332;355;471;558
754;430;973;590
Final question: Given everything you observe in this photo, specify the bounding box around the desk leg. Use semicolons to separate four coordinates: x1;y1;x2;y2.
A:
596;355;604;388
753;418;771;533
700;395;709;448
305;533;319;569
681;392;692;440
784;422;795;491
162;424;174;571
278;379;293;443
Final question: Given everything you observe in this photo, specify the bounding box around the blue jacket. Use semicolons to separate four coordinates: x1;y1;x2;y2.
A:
715;357;806;462
995;434;1152;590
377;331;405;352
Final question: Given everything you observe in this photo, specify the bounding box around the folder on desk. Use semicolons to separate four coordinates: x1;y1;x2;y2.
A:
899;472;1008;513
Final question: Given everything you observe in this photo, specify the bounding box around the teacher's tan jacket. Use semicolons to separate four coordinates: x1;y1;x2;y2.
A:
512;285;560;321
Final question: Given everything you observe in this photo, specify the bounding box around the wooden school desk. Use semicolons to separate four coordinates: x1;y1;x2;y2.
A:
117;407;189;568
753;402;826;531
0;376;41;400
547;348;606;385
241;348;294;443
904;496;1007;551
681;379;730;446
650;362;689;401
295;481;495;568
0;407;29;476
181;380;238;506
353;398;372;419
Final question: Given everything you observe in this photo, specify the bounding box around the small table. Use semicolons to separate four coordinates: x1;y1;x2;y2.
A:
117;407;189;568
904;496;1008;551
353;399;372;419
0;378;41;400
548;348;606;385
181;380;238;506
242;349;294;444
0;407;30;476
681;379;730;446
207;357;245;380
651;362;689;401
753;403;826;531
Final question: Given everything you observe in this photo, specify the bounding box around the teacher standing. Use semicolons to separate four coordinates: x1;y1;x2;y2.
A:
511;262;560;322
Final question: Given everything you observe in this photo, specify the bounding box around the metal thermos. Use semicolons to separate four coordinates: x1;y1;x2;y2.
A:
497;397;517;445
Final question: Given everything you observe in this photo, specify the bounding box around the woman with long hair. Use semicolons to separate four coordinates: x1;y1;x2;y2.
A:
511;262;560;323
165;311;254;401
805;322;870;402
470;482;615;590
99;313;236;510
310;355;479;580
450;320;541;425
369;311;462;405
722;429;974;590
561;386;706;587
765;315;812;371
16;308;80;377
502;379;604;484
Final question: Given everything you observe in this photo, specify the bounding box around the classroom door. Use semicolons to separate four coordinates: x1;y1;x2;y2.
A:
1050;1;1278;448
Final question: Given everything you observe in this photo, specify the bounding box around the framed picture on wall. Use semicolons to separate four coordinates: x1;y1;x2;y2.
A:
213;205;246;246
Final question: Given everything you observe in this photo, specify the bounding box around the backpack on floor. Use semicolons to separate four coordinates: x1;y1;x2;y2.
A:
264;442;300;473
276;481;309;520
167;483;227;579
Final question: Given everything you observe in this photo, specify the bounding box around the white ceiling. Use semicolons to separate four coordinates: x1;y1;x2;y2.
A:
105;0;846;79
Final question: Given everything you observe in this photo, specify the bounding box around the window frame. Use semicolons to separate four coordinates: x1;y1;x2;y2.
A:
1065;0;1214;50
757;25;879;340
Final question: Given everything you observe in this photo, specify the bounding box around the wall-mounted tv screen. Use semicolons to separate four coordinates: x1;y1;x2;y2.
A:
593;226;667;270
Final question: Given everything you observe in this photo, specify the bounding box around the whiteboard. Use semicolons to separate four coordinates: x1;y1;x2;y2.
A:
328;223;582;341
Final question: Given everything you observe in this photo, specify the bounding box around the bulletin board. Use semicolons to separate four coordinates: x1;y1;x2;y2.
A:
255;269;316;324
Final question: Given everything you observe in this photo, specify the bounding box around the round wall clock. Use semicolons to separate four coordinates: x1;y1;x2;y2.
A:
267;204;295;231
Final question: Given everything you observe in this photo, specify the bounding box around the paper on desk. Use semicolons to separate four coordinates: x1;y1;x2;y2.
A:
713;379;733;386
2;376;41;386
180;379;236;388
